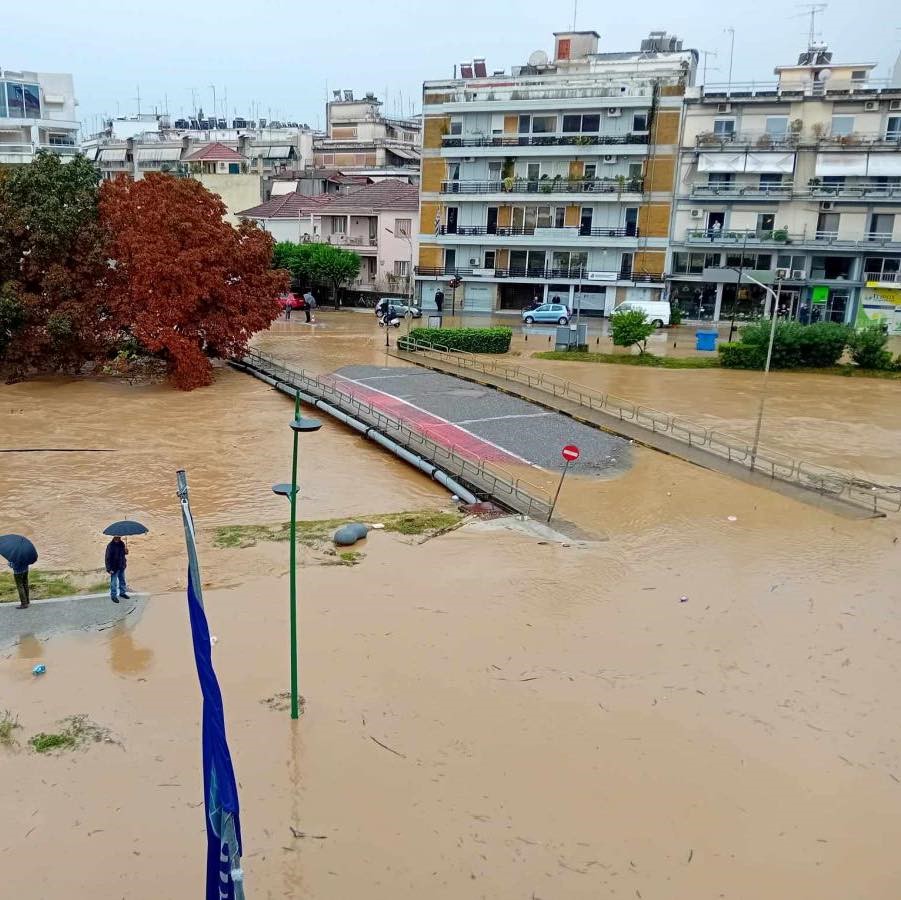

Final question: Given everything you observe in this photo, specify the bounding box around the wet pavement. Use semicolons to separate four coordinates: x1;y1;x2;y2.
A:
0;593;147;651
334;365;631;474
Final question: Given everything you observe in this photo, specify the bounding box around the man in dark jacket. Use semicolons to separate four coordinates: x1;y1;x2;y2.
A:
9;559;29;609
105;536;129;604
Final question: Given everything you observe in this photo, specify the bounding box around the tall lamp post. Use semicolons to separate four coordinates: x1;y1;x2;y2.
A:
272;393;322;719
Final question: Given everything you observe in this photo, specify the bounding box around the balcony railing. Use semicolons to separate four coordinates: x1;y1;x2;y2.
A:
440;177;644;195
694;131;901;150
315;234;379;248
682;227;901;248
443;133;650;149
415;265;663;282
688;181;793;198
864;271;901;283
438;225;638;238
687;180;901;201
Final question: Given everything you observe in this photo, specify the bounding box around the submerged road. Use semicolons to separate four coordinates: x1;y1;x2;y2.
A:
333;366;632;476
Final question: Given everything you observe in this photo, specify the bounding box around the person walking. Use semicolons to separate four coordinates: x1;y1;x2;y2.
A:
9;559;30;609
303;290;317;324
434;289;444;315
105;535;129;604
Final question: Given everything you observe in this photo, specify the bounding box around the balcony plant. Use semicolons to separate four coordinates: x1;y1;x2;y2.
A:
772;228;789;242
756;133;774;148
697;131;719;145
501;157;515;180
790;118;804;134
502;176;514;193
811;122;827;141
839;133;861;147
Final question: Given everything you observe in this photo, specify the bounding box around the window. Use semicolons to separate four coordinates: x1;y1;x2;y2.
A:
777;254;807;274
394;218;412;237
830;115;855;136
562;113;600;133
887;117;901;140
709;172;735;189
509;250;527;273
550;251;588;276
527;250;546;274
817;212;840;236
393;260;409;276
5;82;40;118
444;249;456;270
851;70;868;82
620;253;633;276
724;252;772;270
810;255;853;279
869;213;895;239
673;252;721;275
490;114;504;135
536;205;552;228
512;205;555;231
584;163;597;179
757;213;776;234
484;251;496;268
632;112;649;132
530;115;556;133
332;217;347;234
713;118;736;137
864;257;901;279
449;117;462;135
628;162;643;180
765;116;788;137
518;114;531;134
554;207;566;228
759;173;783;189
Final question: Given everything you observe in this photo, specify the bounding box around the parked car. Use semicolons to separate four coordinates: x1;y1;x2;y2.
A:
375;297;422;318
614;299;671;327
278;293;305;310
522;303;570;325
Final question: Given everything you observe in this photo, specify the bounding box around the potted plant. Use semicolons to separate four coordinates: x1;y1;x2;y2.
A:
811;122;827;141
502;176;514;193
697;131;718;145
840;133;861;146
772;228;789;242
756;133;773;148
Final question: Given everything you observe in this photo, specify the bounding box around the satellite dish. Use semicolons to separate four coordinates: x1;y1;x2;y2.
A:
528;49;549;67
817;69;832;81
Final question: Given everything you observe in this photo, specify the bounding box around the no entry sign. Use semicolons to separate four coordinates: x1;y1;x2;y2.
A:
561;445;580;462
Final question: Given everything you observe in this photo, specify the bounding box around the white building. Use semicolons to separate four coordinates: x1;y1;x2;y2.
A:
670;42;901;332
239;181;419;296
416;31;696;313
0;69;79;165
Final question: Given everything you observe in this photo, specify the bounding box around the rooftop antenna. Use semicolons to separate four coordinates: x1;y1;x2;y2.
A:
699;49;718;86
571;0;578;30
724;27;736;91
134;85;141;116
793;3;828;46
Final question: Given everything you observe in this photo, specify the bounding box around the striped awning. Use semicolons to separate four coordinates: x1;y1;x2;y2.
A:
136;147;183;162
99;147;127;162
257;145;293;159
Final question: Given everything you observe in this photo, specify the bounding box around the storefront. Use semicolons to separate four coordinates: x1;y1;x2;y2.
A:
857;284;901;334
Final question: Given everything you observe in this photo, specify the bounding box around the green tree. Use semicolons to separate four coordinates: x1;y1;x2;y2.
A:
610;308;655;355
309;244;361;306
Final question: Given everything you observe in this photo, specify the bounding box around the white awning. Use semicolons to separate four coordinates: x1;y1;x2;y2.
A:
389;147;420;161
815;153;868;177
867;156;901;176
698;151;794;173
99;147;127;162
136;147;182;162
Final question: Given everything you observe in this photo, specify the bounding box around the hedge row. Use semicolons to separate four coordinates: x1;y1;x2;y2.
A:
719;321;851;370
399;327;512;354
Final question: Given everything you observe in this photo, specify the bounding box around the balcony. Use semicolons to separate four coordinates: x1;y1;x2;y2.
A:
436;225;640;246
681;227;901;249
440;177;644;197
687;181;794;199
444;133;649;149
686;179;901;202
864;271;901;285
694;131;901;151
415;265;663;283
310;233;379;254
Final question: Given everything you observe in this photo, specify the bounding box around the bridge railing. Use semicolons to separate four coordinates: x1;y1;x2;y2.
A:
241;349;554;519
394;338;901;515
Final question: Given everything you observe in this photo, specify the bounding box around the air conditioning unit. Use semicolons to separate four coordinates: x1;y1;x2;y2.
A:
865;100;880;111
775;268;790;279
690;208;705;219
717;102;732;113
603;154;618;164
791;269;806;279
464;156;476;162
820;200;834;211
891;100;901;111
607;107;622;117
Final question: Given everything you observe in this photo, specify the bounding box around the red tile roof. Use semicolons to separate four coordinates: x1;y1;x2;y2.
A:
184;141;244;162
239;181;418;219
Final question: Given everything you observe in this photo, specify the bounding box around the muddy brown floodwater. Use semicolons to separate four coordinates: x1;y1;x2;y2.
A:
2;312;901;899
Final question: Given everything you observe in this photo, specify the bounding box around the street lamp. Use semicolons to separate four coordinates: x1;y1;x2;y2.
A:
272;393;322;719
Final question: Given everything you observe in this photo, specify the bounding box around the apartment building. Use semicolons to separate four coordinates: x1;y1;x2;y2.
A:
313;91;421;170
416;31;696;314
0;69;79;166
239;181;419;296
670;43;901;332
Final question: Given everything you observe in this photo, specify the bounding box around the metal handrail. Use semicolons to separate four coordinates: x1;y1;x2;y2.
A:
240;349;554;519
395;339;901;515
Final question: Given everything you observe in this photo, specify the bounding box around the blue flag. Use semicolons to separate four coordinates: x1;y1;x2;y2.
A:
187;569;244;900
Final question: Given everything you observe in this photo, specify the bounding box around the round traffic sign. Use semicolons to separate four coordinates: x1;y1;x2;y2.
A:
562;444;580;462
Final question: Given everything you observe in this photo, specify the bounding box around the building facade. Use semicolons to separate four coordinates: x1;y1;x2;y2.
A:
0;69;79;166
313;91;421;170
416;31;696;313
239;181;419;296
670;43;901;332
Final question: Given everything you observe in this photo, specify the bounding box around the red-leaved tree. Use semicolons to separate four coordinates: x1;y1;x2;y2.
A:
99;174;287;389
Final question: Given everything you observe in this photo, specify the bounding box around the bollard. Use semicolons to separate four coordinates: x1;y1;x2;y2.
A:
596;337;600;346
548;335;551;343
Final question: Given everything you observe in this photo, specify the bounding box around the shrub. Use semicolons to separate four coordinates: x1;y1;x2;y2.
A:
669;304;684;327
610;309;655;354
733;320;849;369
400;327;512;354
847;325;893;369
719;342;766;369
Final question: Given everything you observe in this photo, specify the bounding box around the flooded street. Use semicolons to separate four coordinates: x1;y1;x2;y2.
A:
2;312;901;898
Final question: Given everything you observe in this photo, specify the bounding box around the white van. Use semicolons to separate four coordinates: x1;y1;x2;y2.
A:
614;299;671;327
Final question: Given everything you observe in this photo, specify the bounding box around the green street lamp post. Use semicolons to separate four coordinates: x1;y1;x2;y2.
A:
272;393;322;719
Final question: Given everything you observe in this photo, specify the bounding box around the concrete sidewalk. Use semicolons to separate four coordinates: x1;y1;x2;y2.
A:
0;592;149;651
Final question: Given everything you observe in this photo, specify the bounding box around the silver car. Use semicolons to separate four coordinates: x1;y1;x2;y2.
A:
375;297;422;318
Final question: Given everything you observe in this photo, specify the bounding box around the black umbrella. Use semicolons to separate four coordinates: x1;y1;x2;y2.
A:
103;520;149;537
0;534;38;570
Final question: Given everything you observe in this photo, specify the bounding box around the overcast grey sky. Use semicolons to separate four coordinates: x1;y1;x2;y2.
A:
5;0;898;132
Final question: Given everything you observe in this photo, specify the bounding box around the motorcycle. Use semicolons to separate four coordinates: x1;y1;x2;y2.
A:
377;311;402;329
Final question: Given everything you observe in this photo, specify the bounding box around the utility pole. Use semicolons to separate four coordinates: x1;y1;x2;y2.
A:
134;85;141;116
209;84;217;121
572;0;578;30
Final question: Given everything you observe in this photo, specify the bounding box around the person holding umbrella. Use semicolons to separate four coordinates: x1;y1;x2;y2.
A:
103;520;148;604
0;534;38;610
